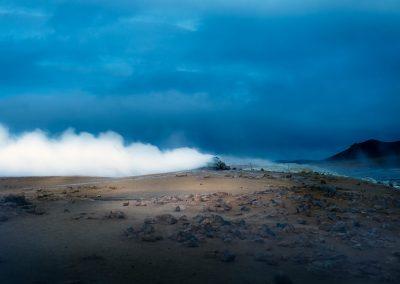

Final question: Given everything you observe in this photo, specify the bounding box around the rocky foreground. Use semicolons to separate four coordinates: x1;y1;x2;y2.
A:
0;170;399;283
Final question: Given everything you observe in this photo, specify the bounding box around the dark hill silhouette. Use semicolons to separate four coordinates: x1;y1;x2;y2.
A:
277;139;400;166
326;139;400;162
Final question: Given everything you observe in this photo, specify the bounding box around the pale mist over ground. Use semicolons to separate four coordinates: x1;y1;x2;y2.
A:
0;123;398;187
0;124;212;177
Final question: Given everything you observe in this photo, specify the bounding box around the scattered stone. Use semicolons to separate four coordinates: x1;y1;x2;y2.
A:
105;211;126;219
296;203;311;215
205;199;232;212
259;224;276;238
193;214;230;227
330;221;347;233
276;223;287;230
318;185;337;197
124;222;163;242
134;200;147;206
141;234;163;242
144;217;156;224
175;206;181;212
156;214;177;225
327;212;337;221
141;223;155;234
178;215;188;223
240;206;250;212
26;206;46;215
252;236;265;243
297;219;307;225
185;236;200;247
174;231;199;247
123;201;129;206
352;220;361;227
1;194;30;206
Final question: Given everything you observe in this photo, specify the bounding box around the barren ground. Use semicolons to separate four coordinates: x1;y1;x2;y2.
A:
0;170;399;284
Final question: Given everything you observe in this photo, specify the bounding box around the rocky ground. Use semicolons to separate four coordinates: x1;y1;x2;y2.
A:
0;170;399;283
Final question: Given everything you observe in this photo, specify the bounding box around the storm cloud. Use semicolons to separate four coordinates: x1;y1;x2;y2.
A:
0;0;399;160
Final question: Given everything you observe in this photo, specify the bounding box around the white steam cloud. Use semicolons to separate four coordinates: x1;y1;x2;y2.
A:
0;125;213;177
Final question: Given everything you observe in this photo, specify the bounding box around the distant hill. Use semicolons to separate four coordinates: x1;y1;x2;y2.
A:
277;139;400;166
326;139;400;164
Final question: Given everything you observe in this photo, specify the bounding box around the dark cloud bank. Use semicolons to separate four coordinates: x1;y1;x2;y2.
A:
1;0;400;160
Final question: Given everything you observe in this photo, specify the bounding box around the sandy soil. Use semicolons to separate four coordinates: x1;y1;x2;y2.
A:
0;169;399;284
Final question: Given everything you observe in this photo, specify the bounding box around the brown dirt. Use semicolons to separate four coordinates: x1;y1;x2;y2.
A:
0;170;399;284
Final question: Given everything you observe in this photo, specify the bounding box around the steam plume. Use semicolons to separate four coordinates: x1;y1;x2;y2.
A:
0;124;212;177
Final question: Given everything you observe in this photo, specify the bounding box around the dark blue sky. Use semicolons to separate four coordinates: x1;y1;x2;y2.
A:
1;0;400;159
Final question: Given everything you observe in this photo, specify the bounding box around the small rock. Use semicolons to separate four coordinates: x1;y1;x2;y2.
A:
144;217;156;224
134;200;147;206
253;237;265;243
156;214;178;225
318;185;337;197
123;201;129;206
276;223;287;229
260;224;276;238
330;221;347;233
186;237;200;247
178;215;188;223
141;223;155;234
240;206;251;212
220;250;236;262
25;206;46;215
1;194;30;206
297;219;307;225
141;234;163;242
105;211;126;219
174;231;199;247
